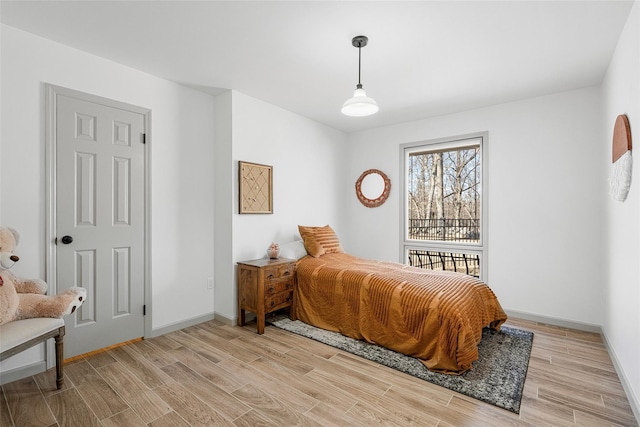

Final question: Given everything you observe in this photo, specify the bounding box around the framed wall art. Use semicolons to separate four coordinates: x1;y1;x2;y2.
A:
239;161;273;214
608;114;633;202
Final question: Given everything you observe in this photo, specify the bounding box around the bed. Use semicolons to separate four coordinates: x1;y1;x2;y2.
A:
287;225;507;374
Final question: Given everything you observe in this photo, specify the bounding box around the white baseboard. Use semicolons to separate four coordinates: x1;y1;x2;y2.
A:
148;313;216;338
504;309;602;334
213;312;235;326
600;326;640;424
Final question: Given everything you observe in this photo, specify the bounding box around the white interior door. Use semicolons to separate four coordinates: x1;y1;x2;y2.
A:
50;87;148;358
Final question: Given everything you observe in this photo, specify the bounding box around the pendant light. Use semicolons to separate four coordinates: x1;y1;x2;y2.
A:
341;35;379;117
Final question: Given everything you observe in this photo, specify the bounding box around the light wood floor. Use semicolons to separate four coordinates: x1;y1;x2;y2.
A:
1;317;637;426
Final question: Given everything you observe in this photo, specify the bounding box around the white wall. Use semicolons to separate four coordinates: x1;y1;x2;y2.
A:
212;91;348;321
1;25;215;370
602;0;640;416
345;86;604;327
0;24;347;374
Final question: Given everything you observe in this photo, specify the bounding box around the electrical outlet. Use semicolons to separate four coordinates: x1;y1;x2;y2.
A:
207;277;214;290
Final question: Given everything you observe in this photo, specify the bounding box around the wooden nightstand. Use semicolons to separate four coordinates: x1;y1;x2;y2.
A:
237;257;297;334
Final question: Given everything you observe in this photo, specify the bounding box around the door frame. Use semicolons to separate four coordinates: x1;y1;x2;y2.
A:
44;84;152;367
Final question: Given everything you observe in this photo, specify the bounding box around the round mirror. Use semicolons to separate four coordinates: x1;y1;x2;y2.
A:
355;169;391;208
361;173;385;199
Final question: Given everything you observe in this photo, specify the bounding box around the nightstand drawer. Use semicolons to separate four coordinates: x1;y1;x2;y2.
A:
265;279;294;296
264;263;295;282
266;290;293;310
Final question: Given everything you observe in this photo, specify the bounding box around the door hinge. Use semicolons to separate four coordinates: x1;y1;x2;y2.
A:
143;305;146;316
142;133;146;144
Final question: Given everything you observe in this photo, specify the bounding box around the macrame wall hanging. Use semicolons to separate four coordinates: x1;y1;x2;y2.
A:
608;114;633;202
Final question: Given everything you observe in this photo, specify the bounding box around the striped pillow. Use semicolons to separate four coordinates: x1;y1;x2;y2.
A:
298;225;345;258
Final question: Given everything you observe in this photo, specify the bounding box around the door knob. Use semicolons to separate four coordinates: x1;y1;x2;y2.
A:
61;236;73;244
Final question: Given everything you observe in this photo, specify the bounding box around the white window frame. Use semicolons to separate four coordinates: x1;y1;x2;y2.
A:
399;132;488;281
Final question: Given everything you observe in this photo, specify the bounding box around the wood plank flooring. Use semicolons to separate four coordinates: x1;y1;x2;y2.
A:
1;317;637;426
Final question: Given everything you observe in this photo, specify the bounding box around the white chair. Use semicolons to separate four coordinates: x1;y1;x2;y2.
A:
0;318;66;389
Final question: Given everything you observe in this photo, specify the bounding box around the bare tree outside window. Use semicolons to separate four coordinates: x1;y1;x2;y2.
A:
403;135;485;278
408;146;480;242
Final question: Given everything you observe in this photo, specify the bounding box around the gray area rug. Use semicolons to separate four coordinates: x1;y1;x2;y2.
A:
267;315;533;413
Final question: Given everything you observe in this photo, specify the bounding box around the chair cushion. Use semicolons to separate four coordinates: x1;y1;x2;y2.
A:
0;318;65;354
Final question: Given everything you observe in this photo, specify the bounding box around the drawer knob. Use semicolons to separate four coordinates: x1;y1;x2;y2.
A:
268;287;275;292
270;301;275;307
267;274;274;279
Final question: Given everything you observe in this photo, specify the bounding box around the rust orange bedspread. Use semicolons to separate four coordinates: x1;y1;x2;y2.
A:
292;253;507;374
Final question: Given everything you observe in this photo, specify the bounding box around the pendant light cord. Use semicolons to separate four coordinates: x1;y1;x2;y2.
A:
357;46;362;88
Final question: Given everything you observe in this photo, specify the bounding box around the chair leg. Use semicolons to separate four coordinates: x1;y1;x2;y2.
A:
54;327;65;389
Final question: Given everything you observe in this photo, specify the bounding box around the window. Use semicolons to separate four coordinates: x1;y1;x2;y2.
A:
401;133;487;279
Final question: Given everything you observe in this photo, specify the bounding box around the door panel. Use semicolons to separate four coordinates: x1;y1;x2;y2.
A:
55;93;146;357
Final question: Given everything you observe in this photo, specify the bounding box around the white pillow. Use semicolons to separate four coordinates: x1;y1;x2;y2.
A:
278;240;308;260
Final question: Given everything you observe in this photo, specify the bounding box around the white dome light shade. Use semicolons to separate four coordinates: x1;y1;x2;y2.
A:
342;87;379;117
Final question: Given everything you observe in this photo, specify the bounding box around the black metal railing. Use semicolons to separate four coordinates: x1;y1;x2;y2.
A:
408;218;480;242
408;249;480;278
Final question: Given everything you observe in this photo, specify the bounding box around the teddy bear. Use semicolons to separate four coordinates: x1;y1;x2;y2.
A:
0;226;87;325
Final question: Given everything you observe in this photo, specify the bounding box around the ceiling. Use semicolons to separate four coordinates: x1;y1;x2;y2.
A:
0;1;634;133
